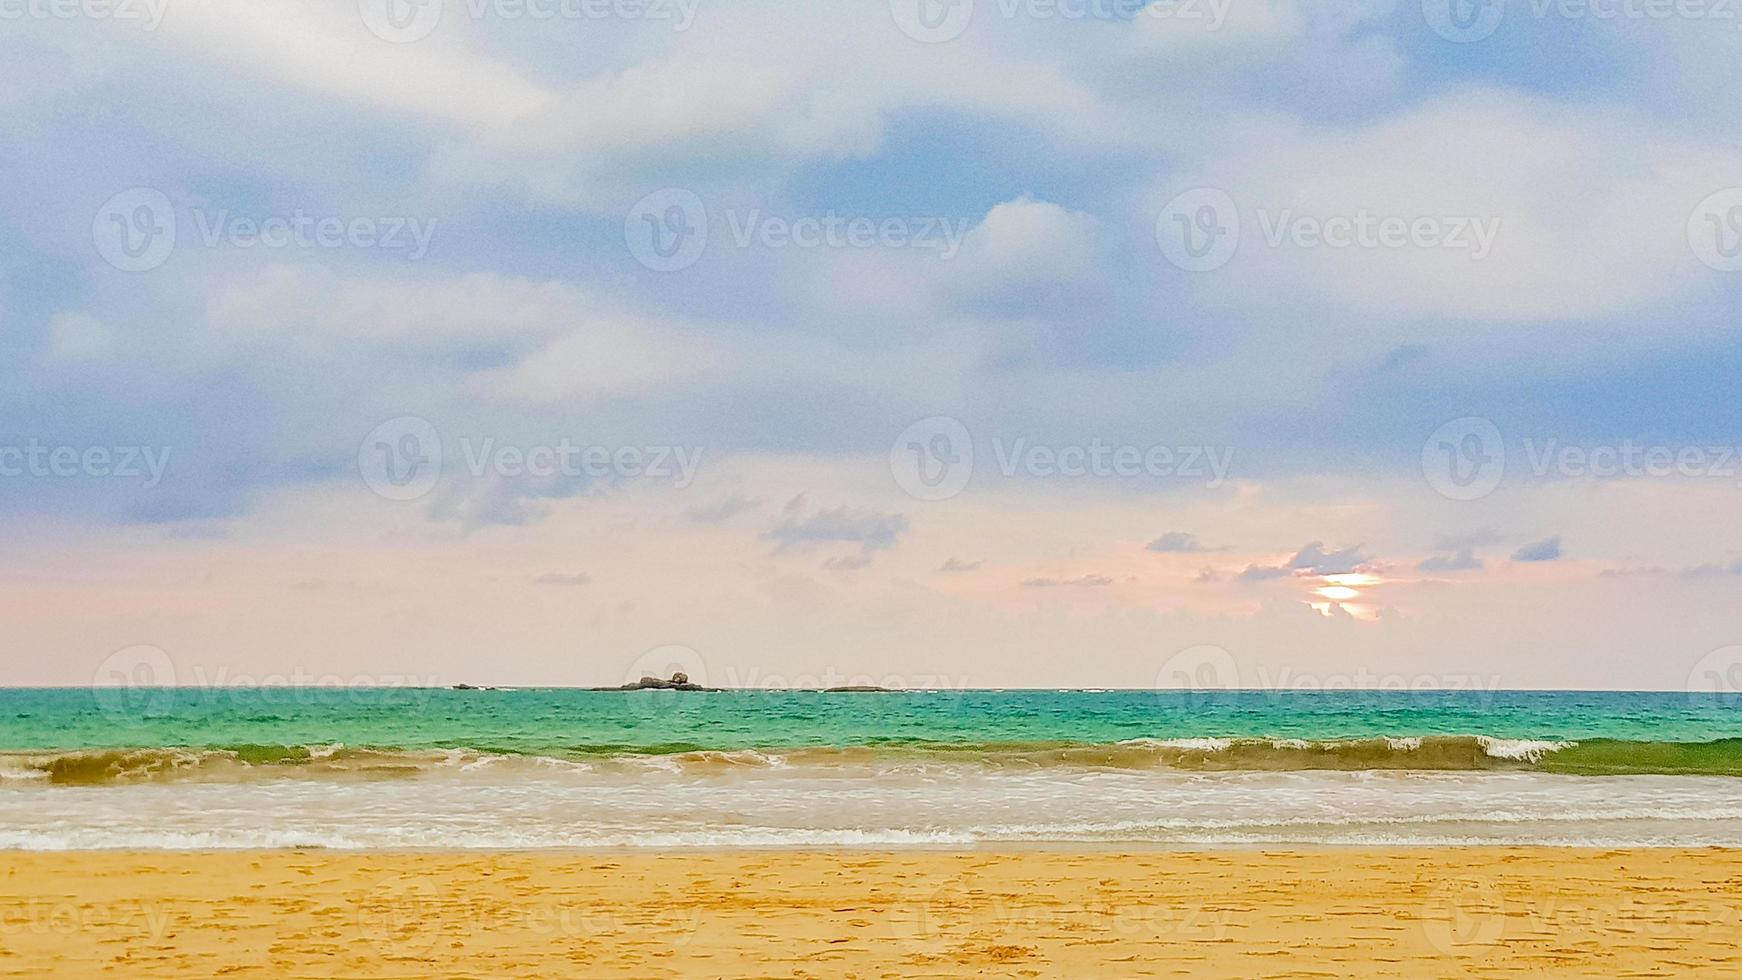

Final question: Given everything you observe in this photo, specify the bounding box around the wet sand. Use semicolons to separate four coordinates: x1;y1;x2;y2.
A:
1;848;1739;977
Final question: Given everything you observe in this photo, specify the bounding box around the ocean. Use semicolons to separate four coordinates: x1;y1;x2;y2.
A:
2;688;1739;849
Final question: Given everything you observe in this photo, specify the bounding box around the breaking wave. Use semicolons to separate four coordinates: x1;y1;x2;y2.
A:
5;735;1742;785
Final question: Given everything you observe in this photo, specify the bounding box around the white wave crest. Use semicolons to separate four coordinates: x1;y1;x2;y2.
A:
1118;738;1233;752
1475;737;1576;761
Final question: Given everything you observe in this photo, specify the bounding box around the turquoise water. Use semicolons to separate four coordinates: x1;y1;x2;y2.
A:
1;689;1738;775
0;688;1736;751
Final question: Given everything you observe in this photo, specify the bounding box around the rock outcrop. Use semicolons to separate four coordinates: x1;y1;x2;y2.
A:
599;672;714;692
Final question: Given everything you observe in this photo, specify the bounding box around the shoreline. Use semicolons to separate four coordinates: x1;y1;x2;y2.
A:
3;848;1739;977
8;841;1742;854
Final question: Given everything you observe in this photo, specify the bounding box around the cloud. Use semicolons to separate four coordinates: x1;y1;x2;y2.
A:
426;472;595;530
685;494;761;524
1431;527;1505;551
157;0;552;128
535;572;592;586
204;266;585;349
1604;560;1742;579
1147;531;1216;553
1154;88;1742;325
1599;565;1667;579
427;8;1129;207
1288;541;1371;575
1021;574;1114;588
44;312;118;361
470;316;724;404
943;196;1100;313
1512;536;1564;562
1237;541;1373;581
940;557;983;572
1681;561;1742;579
431;48;855;206
766;497;908;557
1124;0;1401;110
1418;548;1485;573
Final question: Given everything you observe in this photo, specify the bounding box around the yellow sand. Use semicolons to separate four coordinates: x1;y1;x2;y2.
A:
2;849;1739;978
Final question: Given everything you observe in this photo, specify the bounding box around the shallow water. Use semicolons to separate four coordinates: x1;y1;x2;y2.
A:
5;765;1742;849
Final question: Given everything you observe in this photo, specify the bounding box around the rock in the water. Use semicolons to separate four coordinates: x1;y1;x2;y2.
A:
602;672;712;692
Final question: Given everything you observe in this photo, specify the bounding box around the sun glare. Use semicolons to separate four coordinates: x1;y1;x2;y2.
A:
1320;573;1381;587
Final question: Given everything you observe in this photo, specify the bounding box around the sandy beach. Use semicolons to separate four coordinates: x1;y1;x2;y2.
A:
1;848;1737;978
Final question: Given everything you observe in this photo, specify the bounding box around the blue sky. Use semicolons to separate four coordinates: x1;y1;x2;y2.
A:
4;0;1742;688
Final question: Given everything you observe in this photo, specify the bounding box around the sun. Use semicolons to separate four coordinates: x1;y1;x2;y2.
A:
1320;573;1382;587
1307;572;1386;621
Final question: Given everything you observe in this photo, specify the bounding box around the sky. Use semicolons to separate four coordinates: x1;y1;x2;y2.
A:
4;0;1742;690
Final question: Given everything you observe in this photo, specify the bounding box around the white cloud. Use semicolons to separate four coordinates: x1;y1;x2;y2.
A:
427;7;1136;206
1117;0;1403;118
1126;0;1305;54
45;312;118;360
472;316;723;404
431;49;837;205
946;196;1099;293
202;265;590;346
154;0;552;127
1156;88;1742;324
